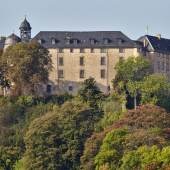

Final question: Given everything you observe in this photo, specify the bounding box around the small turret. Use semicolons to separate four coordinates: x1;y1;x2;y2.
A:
4;33;21;50
19;17;32;42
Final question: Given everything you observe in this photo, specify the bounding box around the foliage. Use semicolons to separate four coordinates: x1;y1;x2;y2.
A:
78;77;103;109
113;56;151;109
0;146;21;170
0;42;52;96
22;100;102;170
113;56;151;89
95;129;127;170
121;145;170;170
82;105;170;170
140;74;170;107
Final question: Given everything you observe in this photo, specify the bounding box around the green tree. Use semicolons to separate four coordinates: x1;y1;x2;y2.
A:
22;100;102;170
113;56;151;109
113;56;151;90
140;74;170;107
0;42;52;96
78;77;103;108
127;81;141;110
0;49;9;94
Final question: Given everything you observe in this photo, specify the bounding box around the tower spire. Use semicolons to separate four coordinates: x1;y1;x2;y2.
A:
19;17;32;42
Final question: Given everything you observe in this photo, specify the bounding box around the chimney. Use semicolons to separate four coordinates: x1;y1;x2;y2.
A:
156;34;161;40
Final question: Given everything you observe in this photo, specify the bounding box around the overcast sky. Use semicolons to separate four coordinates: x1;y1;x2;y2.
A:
0;0;170;40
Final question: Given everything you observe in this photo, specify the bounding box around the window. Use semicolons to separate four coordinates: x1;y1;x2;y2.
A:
46;85;52;93
51;38;56;45
80;57;84;66
59;48;64;53
162;62;165;71
119;48;125;53
91;48;95;53
73;39;78;44
90;39;96;45
80;48;85;53
70;49;74;53
101;69;106;79
101;48;107;53
166;62;169;72
66;38;70;45
68;85;73;91
58;70;64;78
101;57;106;65
59;57;64;66
80;70;85;78
103;38;109;45
38;39;43;44
157;61;160;70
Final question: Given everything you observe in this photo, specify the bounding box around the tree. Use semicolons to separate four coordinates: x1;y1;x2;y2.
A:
22;100;102;170
113;56;151;89
82;105;170;170
113;56;151;109
78;77;103;108
0;42;52;96
0;49;10;95
127;81;141;110
140;74;170;107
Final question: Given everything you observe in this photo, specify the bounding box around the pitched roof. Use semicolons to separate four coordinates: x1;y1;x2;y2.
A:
139;35;170;53
33;31;138;49
7;33;21;42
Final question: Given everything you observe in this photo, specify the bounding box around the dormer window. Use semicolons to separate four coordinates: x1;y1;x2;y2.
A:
51;38;57;45
117;38;125;44
38;39;44;44
65;37;71;45
90;39;96;45
103;38;110;45
73;39;79;44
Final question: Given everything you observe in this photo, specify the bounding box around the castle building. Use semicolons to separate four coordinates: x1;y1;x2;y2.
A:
1;18;170;95
138;35;170;80
33;31;141;95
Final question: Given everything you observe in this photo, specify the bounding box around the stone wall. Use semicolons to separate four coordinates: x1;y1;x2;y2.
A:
46;48;140;95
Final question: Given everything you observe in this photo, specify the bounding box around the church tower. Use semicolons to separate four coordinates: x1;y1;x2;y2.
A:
19;17;32;42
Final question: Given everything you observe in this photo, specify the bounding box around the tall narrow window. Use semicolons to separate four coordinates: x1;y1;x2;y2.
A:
80;48;85;53
59;57;64;66
101;57;106;65
59;48;64;53
101;69;106;79
91;48;95;53
58;70;64;78
101;48;107;53
157;61;160;70
46;85;52;93
80;56;84;66
68;85;73;91
70;48;74;53
119;48;125;53
80;70;85;78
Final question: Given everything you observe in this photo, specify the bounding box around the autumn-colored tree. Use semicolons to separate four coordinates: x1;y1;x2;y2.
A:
82;105;170;170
